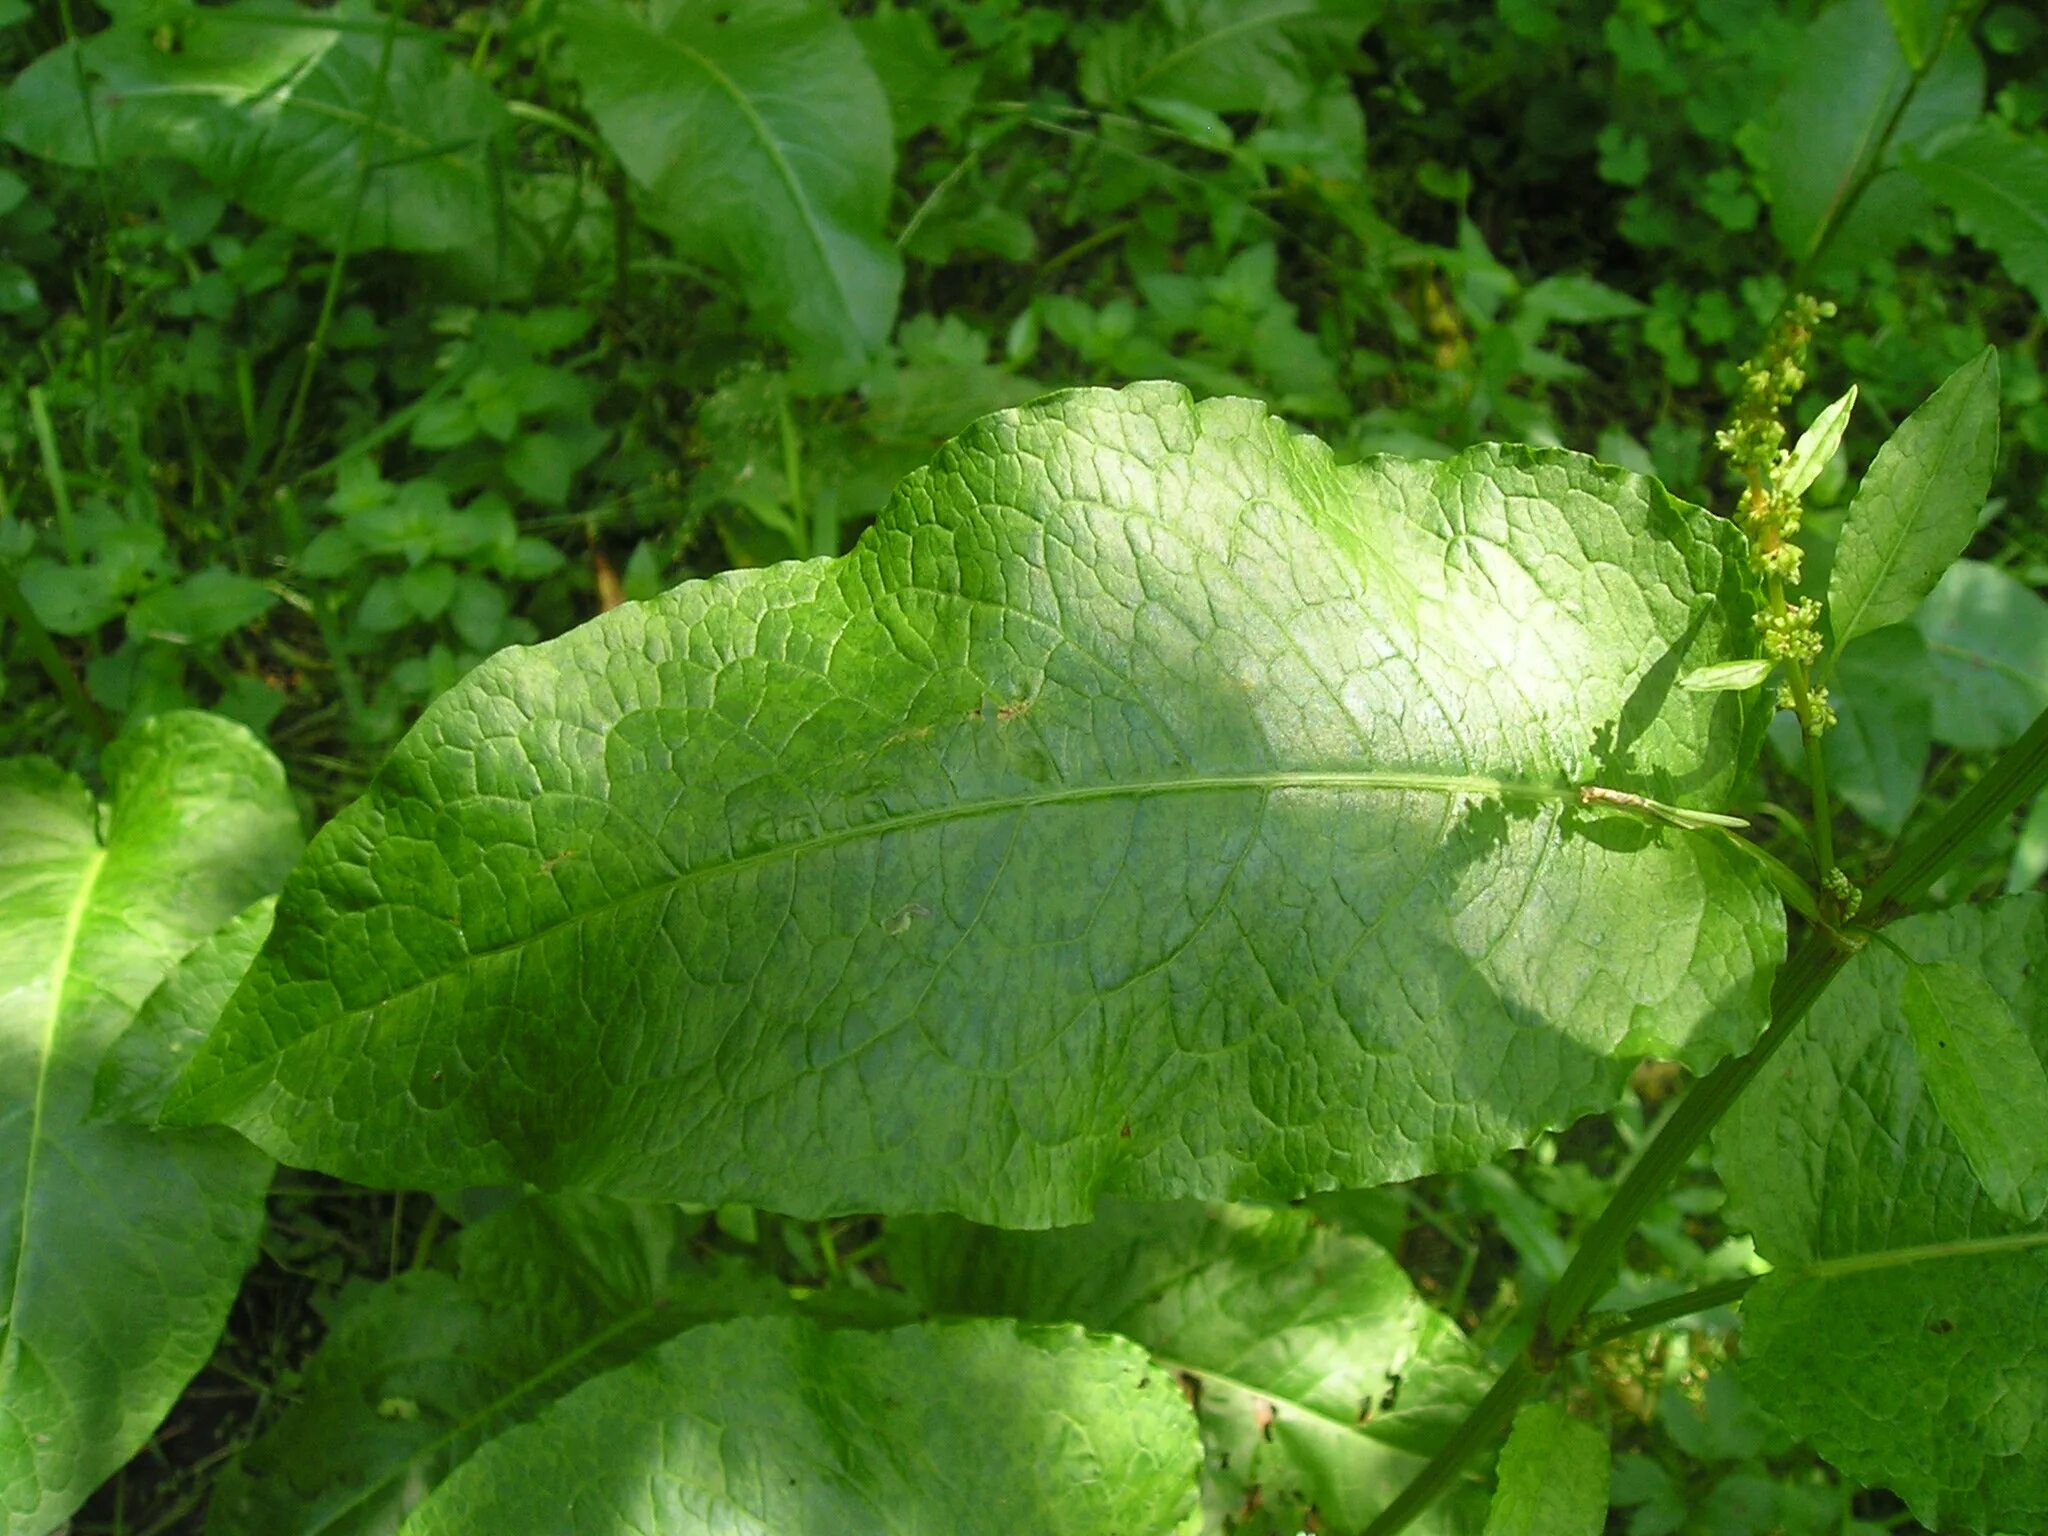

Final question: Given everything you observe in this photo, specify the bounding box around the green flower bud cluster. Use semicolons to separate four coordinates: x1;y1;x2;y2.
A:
1760;598;1824;664
1717;295;1837;730
1822;867;1862;921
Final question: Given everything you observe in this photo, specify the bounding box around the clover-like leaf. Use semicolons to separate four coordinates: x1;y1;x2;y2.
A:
169;384;1781;1225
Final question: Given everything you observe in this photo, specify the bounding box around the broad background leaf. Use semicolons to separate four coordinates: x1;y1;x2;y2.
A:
208;1193;791;1536
1826;347;2000;654
561;0;900;371
1080;0;1381;115
0;712;299;1533
396;1316;1202;1536
1717;895;2048;1532
169;384;1780;1225
1909;120;2048;309
1795;626;1930;837
1763;0;1983;270
1900;959;2048;1222
894;1200;1490;1534
1913;560;2048;752
2;2;522;276
92;896;274;1126
1485;1402;1609;1536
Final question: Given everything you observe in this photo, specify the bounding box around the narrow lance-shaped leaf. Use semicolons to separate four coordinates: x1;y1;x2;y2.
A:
894;1200;1492;1534
0;712;300;1533
394;1317;1202;1536
168;384;1782;1226
560;0;900;371
1485;1402;1609;1536
1827;347;2000;656
1679;659;1773;694
1717;895;2048;1533
1900;959;2048;1222
1778;385;1856;502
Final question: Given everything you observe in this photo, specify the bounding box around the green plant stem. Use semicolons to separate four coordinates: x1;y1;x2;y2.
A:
1866;702;2048;916
1362;700;2048;1536
1579;1276;1759;1349
27;388;77;563
271;0;407;482
0;564;111;744
1360;1358;1538;1535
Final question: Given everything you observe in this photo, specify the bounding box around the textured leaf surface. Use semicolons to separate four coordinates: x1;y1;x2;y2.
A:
208;1194;789;1536
93;896;274;1126
1827;348;1999;653
895;1200;1490;1534
1913;560;2048;752
1910;120;2048;308
170;384;1781;1225
1717;896;2048;1532
1485;1403;1608;1536
561;0;899;369
3;3;516;265
396;1316;1202;1536
0;713;300;1533
1901;960;2048;1221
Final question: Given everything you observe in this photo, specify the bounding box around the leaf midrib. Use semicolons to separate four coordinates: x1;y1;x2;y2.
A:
197;767;1573;1086
0;846;106;1362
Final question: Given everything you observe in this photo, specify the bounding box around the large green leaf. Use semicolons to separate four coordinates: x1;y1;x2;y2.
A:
1900;959;2048;1222
1909;120;2048;309
561;0;900;371
1079;0;1381;114
1717;896;2048;1532
1809;625;1931;837
1484;1402;1608;1536
396;1315;1202;1535
2;3;519;271
1826;348;2000;653
1913;560;2048;752
92;896;274;1126
168;384;1781;1225
1763;0;1983;269
894;1200;1490;1534
0;712;300;1533
207;1193;790;1536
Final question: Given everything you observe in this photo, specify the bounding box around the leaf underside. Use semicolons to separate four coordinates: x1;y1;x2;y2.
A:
171;383;1782;1226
